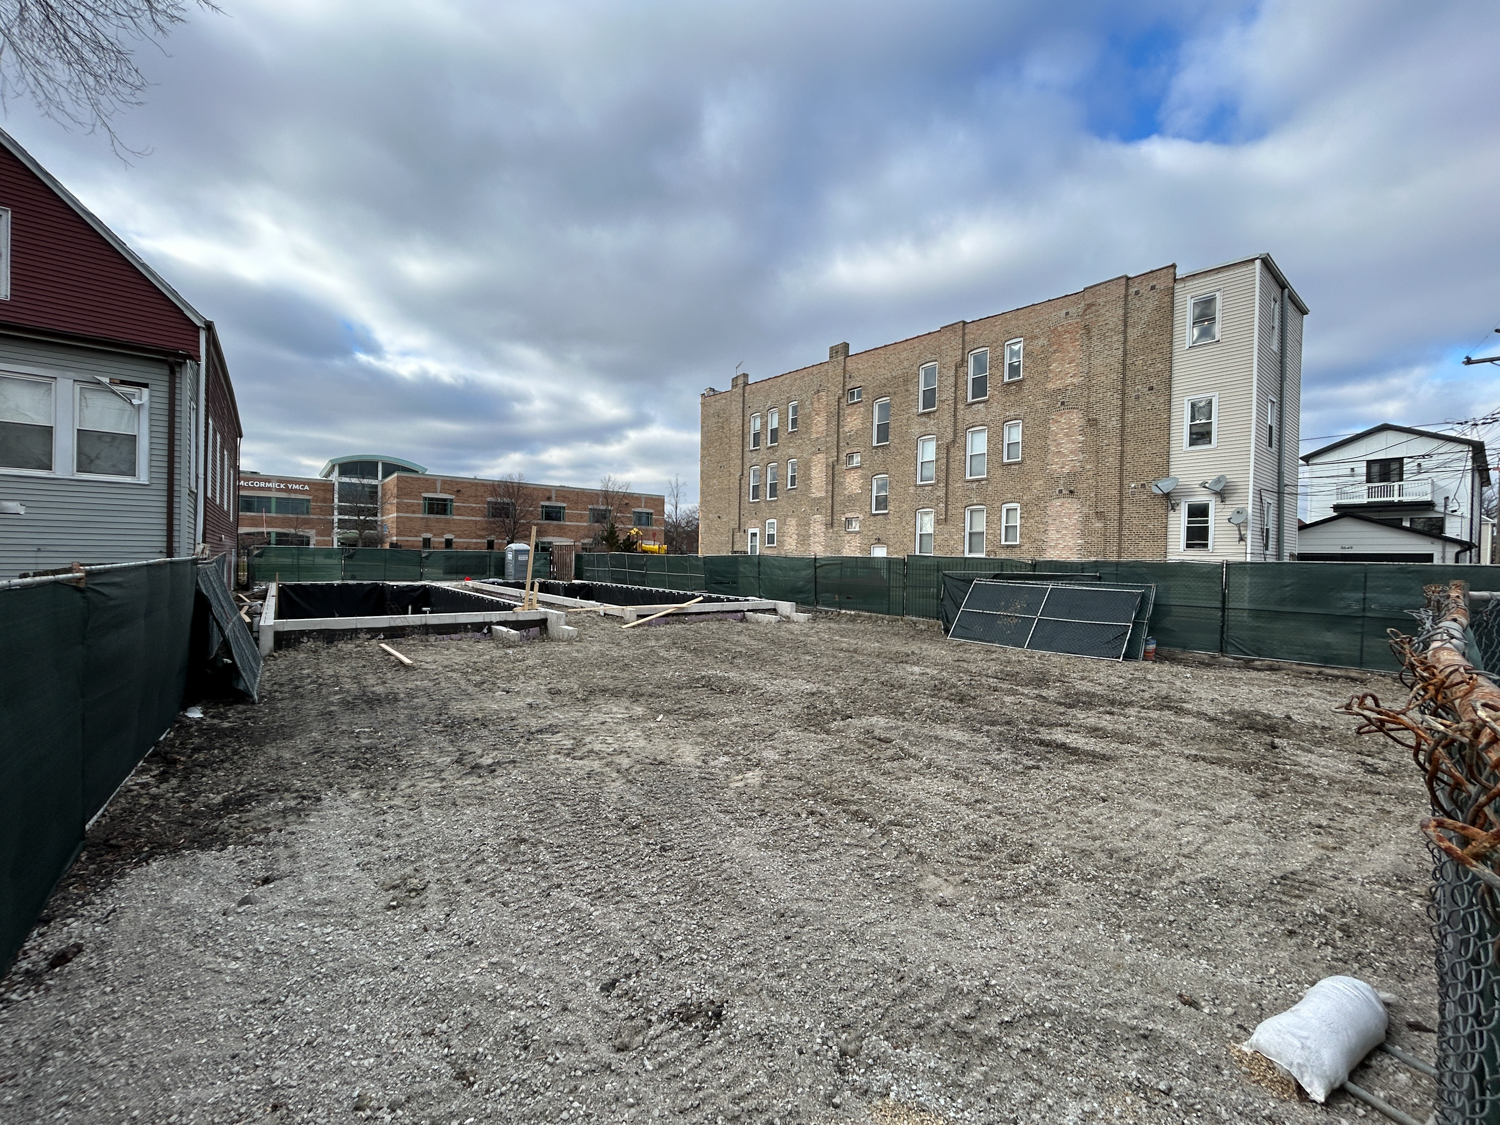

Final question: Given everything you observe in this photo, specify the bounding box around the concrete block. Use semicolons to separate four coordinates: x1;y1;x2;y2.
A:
550;624;579;641
774;601;796;619
786;611;812;624
491;626;523;645
541;608;569;630
744;611;778;625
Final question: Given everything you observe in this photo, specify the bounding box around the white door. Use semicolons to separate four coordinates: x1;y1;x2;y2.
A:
747;528;760;555
869;544;887;557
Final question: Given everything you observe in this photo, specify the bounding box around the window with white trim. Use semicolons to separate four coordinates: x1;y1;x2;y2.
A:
1262;495;1274;552
1003;339;1023;382
918;363;937;412
76;381;145;478
1189;292;1219;346
788;401;798;432
915;508;934;555
847;386;863;404
968;349;988;400
747;527;760;554
748;465;761;501
916;435;936;483
964;506;985;556
966;426;987;478
844;516;860;532
1000;503;1020;546
1185;395;1216;448
767;462;778;500
1183;499;1212;550
749;412;761;450
764;518;777;548
768;408;779;446
1269;294;1280;350
1002;419;1021;463
845;451;861;467
871;474;888;514
872;397;890;445
0;373;54;471
1266;398;1277;450
787;459;798;488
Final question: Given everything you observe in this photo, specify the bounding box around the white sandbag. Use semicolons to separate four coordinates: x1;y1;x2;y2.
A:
1244;975;1388;1102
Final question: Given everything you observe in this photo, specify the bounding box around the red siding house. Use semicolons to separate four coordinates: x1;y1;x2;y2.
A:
0;127;241;576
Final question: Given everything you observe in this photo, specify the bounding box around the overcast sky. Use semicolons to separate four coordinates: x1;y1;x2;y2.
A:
6;0;1500;500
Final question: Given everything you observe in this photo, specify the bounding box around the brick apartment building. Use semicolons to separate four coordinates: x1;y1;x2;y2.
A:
238;454;665;574
700;255;1305;562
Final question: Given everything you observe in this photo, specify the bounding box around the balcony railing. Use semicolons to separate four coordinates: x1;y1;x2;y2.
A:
1334;478;1435;506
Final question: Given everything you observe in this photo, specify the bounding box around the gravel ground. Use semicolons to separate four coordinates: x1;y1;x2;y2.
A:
0;609;1441;1125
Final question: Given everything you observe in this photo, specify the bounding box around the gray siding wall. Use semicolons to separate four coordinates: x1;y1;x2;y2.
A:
1248;261;1303;561
0;335;183;576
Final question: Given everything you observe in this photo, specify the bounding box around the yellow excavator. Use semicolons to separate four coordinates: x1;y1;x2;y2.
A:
626;527;667;554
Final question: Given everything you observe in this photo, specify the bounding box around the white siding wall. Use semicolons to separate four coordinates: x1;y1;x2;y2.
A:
0;337;180;576
1299;517;1467;564
1168;260;1260;561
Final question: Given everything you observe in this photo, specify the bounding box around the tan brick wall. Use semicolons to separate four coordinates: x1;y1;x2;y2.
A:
700;266;1176;559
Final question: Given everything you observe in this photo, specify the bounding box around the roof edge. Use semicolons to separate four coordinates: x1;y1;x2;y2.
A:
1177;253;1309;314
1301;510;1477;549
1301;422;1491;485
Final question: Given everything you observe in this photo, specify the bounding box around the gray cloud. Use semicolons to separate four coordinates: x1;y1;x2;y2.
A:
6;0;1499;501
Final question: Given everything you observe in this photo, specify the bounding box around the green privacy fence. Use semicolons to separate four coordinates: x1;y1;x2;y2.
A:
247;545;552;586
1;558;198;972
576;553;1500;673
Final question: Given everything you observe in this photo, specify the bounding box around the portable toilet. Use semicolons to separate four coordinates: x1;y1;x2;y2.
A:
503;542;531;581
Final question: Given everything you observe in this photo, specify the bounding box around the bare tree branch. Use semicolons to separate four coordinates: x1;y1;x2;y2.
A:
484;473;538;547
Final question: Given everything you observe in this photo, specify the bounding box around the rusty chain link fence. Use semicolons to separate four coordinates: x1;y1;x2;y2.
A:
1344;582;1500;1125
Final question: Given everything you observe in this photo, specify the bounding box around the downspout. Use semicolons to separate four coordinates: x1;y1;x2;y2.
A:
194;326;207;551
1276;286;1288;560
166;361;178;555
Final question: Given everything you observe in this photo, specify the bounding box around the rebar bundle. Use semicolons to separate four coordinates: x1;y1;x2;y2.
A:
1341;580;1500;1125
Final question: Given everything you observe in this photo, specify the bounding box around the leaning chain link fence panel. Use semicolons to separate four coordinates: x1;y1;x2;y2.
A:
1342;583;1500;1125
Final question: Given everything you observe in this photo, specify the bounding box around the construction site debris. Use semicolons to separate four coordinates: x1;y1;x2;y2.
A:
1243;975;1388;1102
378;643;413;666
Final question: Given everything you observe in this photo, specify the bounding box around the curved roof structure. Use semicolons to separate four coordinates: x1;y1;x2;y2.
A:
319;454;427;479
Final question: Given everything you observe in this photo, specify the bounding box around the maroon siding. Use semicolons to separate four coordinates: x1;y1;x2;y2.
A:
202;326;241;557
0;144;200;357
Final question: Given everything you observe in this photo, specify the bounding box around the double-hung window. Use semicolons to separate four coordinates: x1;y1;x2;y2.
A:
767;462;778;500
1183;500;1212;550
788;401;799;432
768;408;779;446
749;413;761;450
0;373;54;470
965;506;985;556
1186;395;1216;448
765;518;777;548
915;509;934;555
916;435;936;484
871;474;888;514
748;465;761;501
968;349;988;400
787;459;798;489
1266;399;1277;450
1189;292;1219;345
1000;503;1020;546
918;363;937;412
76;381;145;478
1003;339;1023;382
1002;419;1022;463
966;427;987;478
872;398;890;445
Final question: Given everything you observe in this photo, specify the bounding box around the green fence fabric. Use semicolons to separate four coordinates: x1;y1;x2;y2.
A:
248;546;552;586
1;558;198;972
758;556;817;606
815;557;906;615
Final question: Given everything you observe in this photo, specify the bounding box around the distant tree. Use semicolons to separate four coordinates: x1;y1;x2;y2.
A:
589;474;636;552
0;0;222;153
663;475;699;555
484;473;538;547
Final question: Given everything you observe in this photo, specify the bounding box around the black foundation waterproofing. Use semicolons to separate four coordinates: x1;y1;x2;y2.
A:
484;579;746;607
276;583;512;621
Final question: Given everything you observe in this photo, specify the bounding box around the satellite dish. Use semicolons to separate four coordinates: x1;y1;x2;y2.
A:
1227;508;1248;526
1150;477;1178;496
1201;474;1229;494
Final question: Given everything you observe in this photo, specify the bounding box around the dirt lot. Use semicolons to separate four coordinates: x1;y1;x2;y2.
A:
0;609;1440;1124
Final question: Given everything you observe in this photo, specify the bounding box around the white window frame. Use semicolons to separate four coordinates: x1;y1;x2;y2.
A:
0;208;12;301
787;458;798;489
918;363;937;413
844;516;860;533
915;508;934;556
1003;338;1023;383
0;370;58;476
1188;290;1220;347
847;386;863;404
964;506;986;557
1002;419;1022;463
1266;398;1277;451
747;527;760;554
1269;294;1280;350
845;451;861;468
767;462;778;501
1262;495;1274;552
749;412;761;450
872;397;891;446
1000;503;1020;546
764;518;777;548
1184;393;1218;450
1182;499;1214;551
871;474;889;514
768;408;779;446
965;426;987;479
967;348;989;401
748;465;761;502
74;378;149;482
788;401;799;432
916;435;936;484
